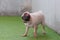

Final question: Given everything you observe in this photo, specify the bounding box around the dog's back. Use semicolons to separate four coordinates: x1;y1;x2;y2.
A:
30;11;45;25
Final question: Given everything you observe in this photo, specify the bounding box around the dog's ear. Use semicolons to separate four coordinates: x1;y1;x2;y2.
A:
24;11;30;15
21;11;29;17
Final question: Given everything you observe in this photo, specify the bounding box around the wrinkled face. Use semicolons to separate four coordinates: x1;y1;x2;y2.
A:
21;13;31;23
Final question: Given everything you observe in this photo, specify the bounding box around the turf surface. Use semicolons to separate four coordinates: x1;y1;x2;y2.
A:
0;16;60;40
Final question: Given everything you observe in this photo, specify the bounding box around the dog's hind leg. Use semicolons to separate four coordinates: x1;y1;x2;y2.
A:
41;19;46;34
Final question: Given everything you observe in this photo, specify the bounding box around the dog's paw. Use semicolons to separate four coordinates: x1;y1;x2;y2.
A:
42;31;46;35
22;34;27;37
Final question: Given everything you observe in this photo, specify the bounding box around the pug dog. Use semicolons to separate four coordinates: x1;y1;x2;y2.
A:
21;11;46;37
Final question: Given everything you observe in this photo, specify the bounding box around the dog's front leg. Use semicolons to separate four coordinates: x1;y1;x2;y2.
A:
33;25;38;37
23;26;29;37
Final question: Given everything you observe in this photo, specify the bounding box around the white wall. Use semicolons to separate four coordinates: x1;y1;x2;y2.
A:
55;0;60;33
32;0;55;27
0;0;22;16
0;0;22;11
0;0;32;16
32;0;60;34
0;0;31;16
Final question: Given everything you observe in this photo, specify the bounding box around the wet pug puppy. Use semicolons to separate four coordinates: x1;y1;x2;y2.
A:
21;11;46;37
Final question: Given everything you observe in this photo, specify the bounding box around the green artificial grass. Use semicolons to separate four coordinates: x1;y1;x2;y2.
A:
0;16;60;40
